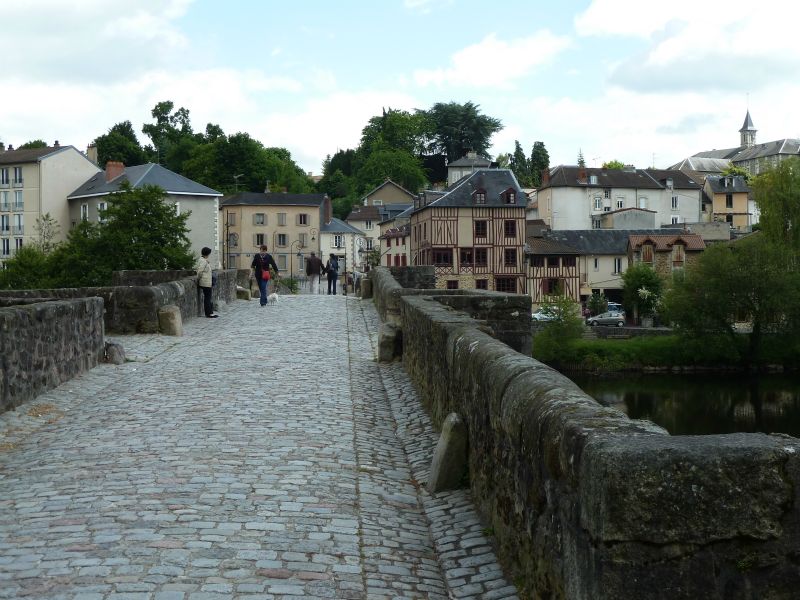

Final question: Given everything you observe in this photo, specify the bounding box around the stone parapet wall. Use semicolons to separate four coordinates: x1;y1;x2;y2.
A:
0;298;105;413
0;270;237;333
373;269;800;598
111;270;197;286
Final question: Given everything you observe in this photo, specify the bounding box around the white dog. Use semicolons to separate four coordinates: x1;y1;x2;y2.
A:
267;292;279;305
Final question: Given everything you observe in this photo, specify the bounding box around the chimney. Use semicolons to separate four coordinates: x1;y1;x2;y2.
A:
105;160;125;182
578;167;587;184
7;144;13;151
541;168;550;186
86;143;98;164
54;140;60;148
0;142;4;152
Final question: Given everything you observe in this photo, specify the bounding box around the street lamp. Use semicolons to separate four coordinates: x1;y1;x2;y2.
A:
309;227;318;248
290;239;303;281
232;173;244;193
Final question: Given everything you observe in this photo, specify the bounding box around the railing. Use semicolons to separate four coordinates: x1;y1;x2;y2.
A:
12;226;23;235
0;204;9;212
12;179;23;188
12;203;23;211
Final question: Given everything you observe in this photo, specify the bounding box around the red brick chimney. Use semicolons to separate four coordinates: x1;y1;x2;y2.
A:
578;167;587;184
541;168;550;187
105;161;125;182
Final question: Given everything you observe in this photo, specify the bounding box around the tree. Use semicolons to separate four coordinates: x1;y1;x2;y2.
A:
529;141;550;187
17;139;48;150
419;101;502;162
751;157;800;254
0;246;55;290
720;163;751;183
359;108;427;156
509;140;531;186
141;100;197;169
577;149;586;168
355;148;427;194
94;121;147;166
495;153;511;169
588;292;608;316
33;213;61;254
662;234;800;365
621;263;662;324
602;159;626;170
531;295;585;365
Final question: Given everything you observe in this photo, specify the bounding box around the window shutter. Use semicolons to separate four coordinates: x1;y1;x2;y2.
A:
253;214;258;225
253;234;257;246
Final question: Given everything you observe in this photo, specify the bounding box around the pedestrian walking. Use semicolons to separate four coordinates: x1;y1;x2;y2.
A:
251;244;279;307
195;246;218;318
325;253;339;295
305;251;324;295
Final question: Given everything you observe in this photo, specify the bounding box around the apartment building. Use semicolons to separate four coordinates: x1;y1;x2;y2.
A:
0;143;100;264
702;175;753;231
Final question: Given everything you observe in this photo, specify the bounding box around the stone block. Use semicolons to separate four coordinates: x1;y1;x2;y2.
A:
377;322;401;362
236;286;251;301
104;341;126;365
361;278;373;299
157;305;183;336
428;413;468;492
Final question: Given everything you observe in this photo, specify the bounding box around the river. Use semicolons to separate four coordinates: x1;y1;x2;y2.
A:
570;373;800;436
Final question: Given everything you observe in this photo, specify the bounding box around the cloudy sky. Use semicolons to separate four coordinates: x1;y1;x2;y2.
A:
3;0;799;175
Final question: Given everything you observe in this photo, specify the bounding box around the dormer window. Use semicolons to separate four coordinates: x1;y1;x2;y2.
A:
502;189;516;204
474;190;486;205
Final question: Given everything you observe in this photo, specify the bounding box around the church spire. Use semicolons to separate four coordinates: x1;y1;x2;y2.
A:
739;110;756;148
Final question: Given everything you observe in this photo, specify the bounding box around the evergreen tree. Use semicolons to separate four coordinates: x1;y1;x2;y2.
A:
530;141;550;187
577;149;586;168
509;140;531;186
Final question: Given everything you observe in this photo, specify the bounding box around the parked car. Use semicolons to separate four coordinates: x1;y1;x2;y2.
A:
586;311;626;327
532;309;556;322
607;302;623;312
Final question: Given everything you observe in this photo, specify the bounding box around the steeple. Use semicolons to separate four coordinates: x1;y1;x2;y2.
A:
739;110;757;148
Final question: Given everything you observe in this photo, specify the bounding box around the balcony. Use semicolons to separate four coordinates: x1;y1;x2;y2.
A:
12;203;24;212
12;179;23;188
0;203;9;212
0;183;8;189
12;226;23;235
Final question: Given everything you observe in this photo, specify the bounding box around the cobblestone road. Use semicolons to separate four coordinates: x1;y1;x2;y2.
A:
0;295;518;599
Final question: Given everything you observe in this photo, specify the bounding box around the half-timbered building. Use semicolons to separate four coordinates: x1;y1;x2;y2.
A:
410;169;526;292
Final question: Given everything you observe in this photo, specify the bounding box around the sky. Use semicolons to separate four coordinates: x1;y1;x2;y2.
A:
3;0;800;177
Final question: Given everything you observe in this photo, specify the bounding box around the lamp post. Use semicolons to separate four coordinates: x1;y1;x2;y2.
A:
290;239;303;281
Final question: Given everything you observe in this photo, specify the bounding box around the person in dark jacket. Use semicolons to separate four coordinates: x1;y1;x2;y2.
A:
305;251;324;295
324;253;339;295
251;245;279;306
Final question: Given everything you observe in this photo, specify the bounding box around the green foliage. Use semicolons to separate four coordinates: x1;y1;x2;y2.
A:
577;149;586;168
602;159;625;170
529;141;550;187
494;153;511;169
721;163;751;183
360;108;427;156
355;148;426;194
509;140;531;187
17;139;48;149
588;292;608;315
532;296;585;364
0;246;56;290
752;156;800;253
418;101;502;162
95;121;147;166
621;263;662;321
32;213;61;254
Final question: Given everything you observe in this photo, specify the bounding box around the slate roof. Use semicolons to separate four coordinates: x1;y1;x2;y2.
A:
628;233;706;251
320;217;364;235
705;175;751;194
360;178;417;202
418;169;523;210
0;145;76;165
691;140;800;163
70;163;221;198
529;229;685;255
220;191;325;206
379;223;411;239
667;156;732;173
448;154;492;168
346;204;411;222
541;166;701;191
528;238;579;255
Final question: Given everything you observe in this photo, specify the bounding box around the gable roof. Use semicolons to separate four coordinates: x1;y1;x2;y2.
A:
220;191;325;207
628;233;706;251
361;178;417;202
705;175;751;194
321;217;364;235
0;145;83;165
541;165;701;191
346;203;412;222
70;163;221;199
667;156;732;173
418;169;523;210
448;154;492;168
531;229;685;255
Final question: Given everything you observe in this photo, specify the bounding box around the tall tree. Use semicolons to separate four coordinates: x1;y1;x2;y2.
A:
419;101;502;162
95;121;147;166
529;141;550;187
33;213;61;254
752;157;800;253
355;148;426;194
359;108;427;156
141;100;197;170
509;140;531;186
577;149;586;168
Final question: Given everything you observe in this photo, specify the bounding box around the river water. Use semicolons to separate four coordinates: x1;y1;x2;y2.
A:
570;373;800;437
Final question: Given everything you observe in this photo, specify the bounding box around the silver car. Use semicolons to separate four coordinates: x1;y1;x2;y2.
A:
586;311;626;327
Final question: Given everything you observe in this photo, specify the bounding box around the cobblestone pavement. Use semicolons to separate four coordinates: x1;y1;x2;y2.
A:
0;295;518;599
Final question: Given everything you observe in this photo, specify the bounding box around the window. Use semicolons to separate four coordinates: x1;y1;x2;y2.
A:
671;216;680;224
366;238;374;250
0;191;8;210
446;280;459;290
726;193;733;209
726;214;733;224
80;204;89;221
227;212;236;226
671;195;679;210
672;244;685;269
460;248;473;265
641;244;654;264
423;223;427;239
604;188;611;199
228;233;238;248
228;255;237;268
532;255;544;268
504;220;516;237
254;213;266;225
373;199;383;206
474;191;486;204
386;255;392;267
277;254;288;270
544;278;561;294
504;248;517;267
299;233;307;247
98;201;107;223
505;191;516;204
563;256;576;267
333;234;344;248
278;213;286;226
0;168;8;185
395;237;400;247
474;248;488;266
12;214;22;235
613;258;622;273
0;215;8;234
603;207;611;212
546;256;559;268
474;220;488;237
256;233;265;246
432;248;452;266
589;175;598;185
277;233;287;246
174;202;180;215
13;191;22;210
594;258;599;271
364;219;373;230
616;197;624;209
475;279;488;290
13;167;22;185
594;196;602;210
496;277;516;293
299;213;309;225
14;238;22;250
592;218;601;229
1;239;9;257
638;197;647;209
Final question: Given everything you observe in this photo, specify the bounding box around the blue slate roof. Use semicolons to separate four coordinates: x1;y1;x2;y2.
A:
321;218;364;235
221;191;327;207
69;163;221;198
416;169;523;211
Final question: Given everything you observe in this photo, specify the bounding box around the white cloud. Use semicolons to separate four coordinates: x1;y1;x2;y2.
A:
414;32;571;88
403;0;453;14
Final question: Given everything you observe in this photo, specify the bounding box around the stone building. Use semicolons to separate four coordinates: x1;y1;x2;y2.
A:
626;233;706;278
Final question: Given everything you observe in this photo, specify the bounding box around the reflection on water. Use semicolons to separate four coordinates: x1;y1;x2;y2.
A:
570;373;800;437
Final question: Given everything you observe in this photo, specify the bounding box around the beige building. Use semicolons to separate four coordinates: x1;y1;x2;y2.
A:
360;179;417;207
219;192;330;277
0;143;100;263
702;175;753;232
